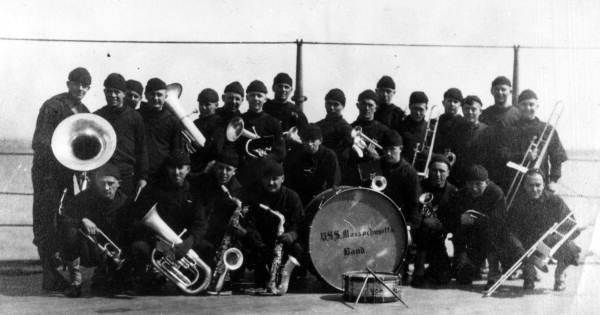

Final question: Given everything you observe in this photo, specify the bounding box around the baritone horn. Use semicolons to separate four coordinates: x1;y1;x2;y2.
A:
351;126;383;158
226;117;260;142
51;113;117;193
165;83;206;153
78;227;125;269
141;205;212;295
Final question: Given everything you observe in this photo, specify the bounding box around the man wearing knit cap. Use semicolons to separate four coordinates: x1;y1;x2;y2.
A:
125;79;144;109
191;88;224;174
433;87;465;156
411;154;457;287
242;158;304;292
216;81;244;123
60;163;131;297
509;89;567;192
263;72;308;132
374;75;406;132
444;164;507;286
32;67;92;291
95;73;149;198
344;89;397;186
284;124;341;206
480;76;520;128
138;77;185;183
398;91;430;163
315;88;353;168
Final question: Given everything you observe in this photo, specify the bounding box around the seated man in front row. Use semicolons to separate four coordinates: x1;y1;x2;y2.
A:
60;163;132;297
506;169;581;291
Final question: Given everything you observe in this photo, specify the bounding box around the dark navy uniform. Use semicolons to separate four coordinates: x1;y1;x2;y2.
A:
374;103;405;133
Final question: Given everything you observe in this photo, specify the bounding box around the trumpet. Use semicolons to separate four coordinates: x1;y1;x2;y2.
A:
418;192;435;217
142;205;212;295
505;101;565;209
165;83;206;153
78;227;125;270
351;126;383;158
411;105;440;178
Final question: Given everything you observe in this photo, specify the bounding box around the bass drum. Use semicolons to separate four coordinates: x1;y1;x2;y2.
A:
306;187;408;291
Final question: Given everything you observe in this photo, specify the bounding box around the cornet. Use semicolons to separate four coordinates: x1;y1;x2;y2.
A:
78;227;125;270
351;126;383;158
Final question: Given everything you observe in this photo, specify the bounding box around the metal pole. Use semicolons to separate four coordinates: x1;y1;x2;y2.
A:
293;39;307;112
512;45;520;105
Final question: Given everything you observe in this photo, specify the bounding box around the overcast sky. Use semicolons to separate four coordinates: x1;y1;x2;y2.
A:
1;0;599;150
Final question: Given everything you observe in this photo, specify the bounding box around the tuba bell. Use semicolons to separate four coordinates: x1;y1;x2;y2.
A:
165;83;206;153
141;205;212;295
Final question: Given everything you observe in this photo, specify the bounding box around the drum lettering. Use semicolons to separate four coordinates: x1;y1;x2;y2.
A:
343;247;365;256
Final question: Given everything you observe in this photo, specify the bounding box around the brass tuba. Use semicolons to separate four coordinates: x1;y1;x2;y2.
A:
141;205;212;295
165;83;206;153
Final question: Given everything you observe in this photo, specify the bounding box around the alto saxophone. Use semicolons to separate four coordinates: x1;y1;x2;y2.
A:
259;204;300;296
208;185;246;295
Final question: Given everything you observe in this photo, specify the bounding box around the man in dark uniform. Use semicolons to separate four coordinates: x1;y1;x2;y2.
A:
32;67;91;291
433;88;464;157
374;75;405;132
315;88;353;171
95;73;149;197
216;81;244;124
345;89;396;186
191;88;223;174
398;91;429;164
509;90;568;193
130;150;205;293
480;76;520;128
443;165;507;286
506;169;580;291
263;72;308;132
284;124;341;206
242;158;304;292
411;155;457;287
124;79;144;109
138;77;185;183
60;163;131;297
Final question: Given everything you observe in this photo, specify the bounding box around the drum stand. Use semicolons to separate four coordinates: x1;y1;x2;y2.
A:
350;267;409;308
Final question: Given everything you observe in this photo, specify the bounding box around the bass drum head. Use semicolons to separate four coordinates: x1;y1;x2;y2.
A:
307;187;408;291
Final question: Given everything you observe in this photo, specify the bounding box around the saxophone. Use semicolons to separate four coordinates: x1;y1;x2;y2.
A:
259;204;300;296
207;185;246;295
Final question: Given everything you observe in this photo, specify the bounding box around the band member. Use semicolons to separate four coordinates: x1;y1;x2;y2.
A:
411;155;457;287
32;67;91;291
191;88;223;173
60;163;131;297
510;90;568;192
216;81;244;123
242;159;304;292
433;88;464;155
374;75;405;132
444;165;507;286
263;72;308;132
124;79;144;109
95;73;149;197
345;89;396;186
480;76;519;128
398;91;429;162
284;124;341;206
315;88;353;169
506;169;581;291
138;77;185;183
130;150;204;293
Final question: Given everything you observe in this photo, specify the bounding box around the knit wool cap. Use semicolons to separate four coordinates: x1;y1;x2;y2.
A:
68;67;92;86
443;88;463;102
299;124;323;142
463;95;483;107
215;146;239;168
380;131;403;148
491;76;512;87
409;91;429;105
261;158;284;178
165;150;191;167
246;80;268;94
518;89;538;103
465;164;489;181
103;73;127;92
224;81;245;97
376;75;396;90
325;88;346;106
94;163;121;180
429;153;451;169
126;79;143;95
197;88;219;103
145;78;167;93
273;73;293;86
358;89;378;102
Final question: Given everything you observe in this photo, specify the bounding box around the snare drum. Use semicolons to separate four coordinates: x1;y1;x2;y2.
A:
343;271;401;303
306;187;408;291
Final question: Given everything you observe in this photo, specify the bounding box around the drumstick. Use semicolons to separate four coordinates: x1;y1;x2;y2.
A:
354;276;370;306
365;267;408;308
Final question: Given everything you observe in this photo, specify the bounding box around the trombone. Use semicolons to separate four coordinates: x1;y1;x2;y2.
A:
78;227;125;269
505;101;565;209
411;105;440;178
